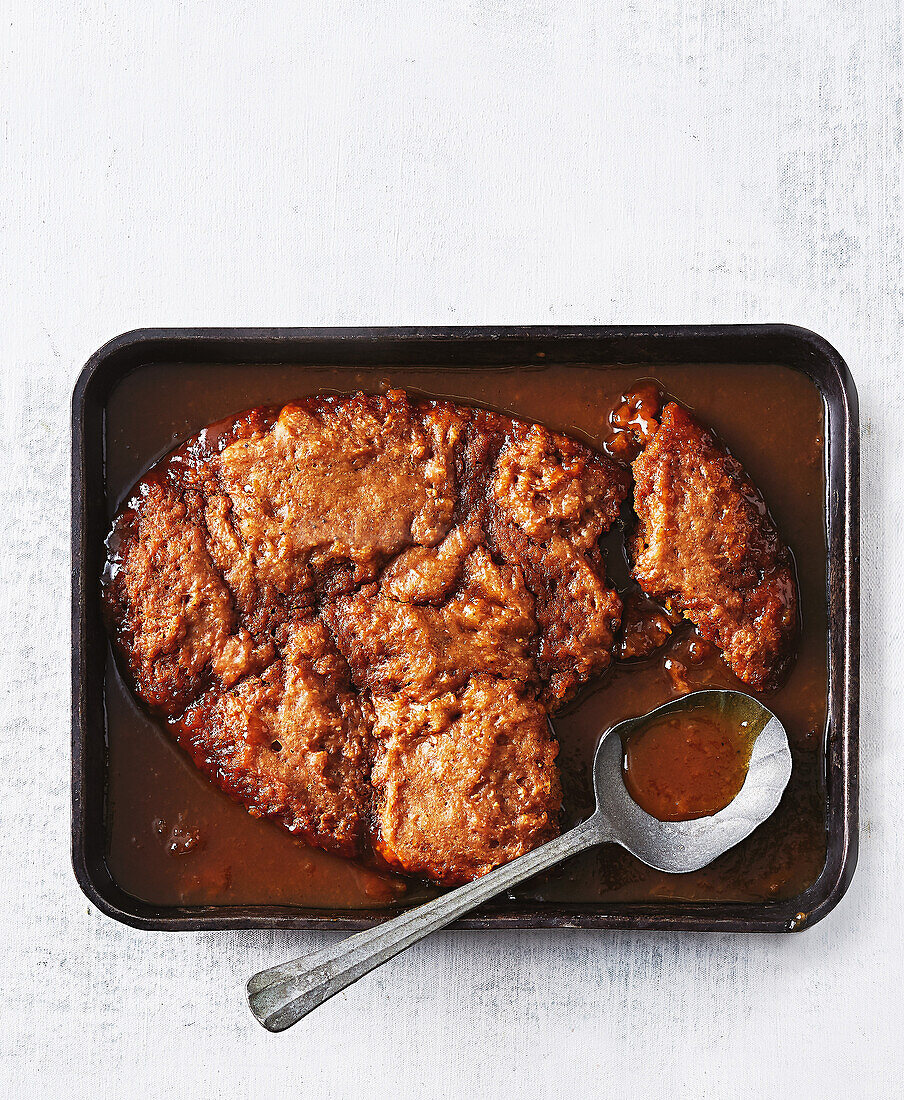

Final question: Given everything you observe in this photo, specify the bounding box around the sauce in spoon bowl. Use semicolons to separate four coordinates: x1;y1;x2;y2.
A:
622;705;761;822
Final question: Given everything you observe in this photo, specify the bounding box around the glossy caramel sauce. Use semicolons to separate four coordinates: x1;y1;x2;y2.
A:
104;359;827;909
622;709;757;821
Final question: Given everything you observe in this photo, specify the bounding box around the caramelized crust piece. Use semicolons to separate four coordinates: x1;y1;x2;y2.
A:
176;617;370;857
631;403;798;690
215;394;463;600
105;480;268;714
370;677;560;885
325;541;560;884
104;390;629;883
326;544;537;701
492;423;627;550
490;424;629;704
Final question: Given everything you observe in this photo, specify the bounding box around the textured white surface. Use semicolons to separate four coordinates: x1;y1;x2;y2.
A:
1;2;901;1097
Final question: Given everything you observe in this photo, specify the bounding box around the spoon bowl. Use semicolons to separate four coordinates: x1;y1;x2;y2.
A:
247;689;792;1031
592;689;792;873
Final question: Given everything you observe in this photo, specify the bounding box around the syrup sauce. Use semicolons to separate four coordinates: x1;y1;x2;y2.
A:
622;708;757;821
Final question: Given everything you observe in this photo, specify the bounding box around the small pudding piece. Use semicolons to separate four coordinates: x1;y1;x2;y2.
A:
617;590;675;660
631;402;798;691
622;708;758;822
604;382;663;461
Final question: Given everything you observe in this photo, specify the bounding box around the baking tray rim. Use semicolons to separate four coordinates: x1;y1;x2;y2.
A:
71;324;859;934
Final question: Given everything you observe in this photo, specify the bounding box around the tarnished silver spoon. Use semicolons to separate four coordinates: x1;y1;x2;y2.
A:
247;689;791;1031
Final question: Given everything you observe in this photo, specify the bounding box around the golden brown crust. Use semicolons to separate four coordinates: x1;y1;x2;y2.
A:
631;402;798;690
324;540;559;882
489;423;628;705
215;394;463;601
369;677;560;885
325;543;537;702
103;390;629;883
175;616;370;857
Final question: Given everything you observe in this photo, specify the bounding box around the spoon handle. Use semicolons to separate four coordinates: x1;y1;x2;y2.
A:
247;815;605;1031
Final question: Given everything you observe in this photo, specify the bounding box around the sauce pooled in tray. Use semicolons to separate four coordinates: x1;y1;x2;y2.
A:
103;360;828;909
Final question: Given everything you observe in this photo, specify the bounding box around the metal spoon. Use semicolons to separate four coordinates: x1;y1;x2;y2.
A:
247;688;791;1031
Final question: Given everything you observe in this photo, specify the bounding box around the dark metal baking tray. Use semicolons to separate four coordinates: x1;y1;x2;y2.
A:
71;326;859;933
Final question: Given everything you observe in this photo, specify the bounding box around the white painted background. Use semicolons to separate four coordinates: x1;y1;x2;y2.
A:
1;2;901;1097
